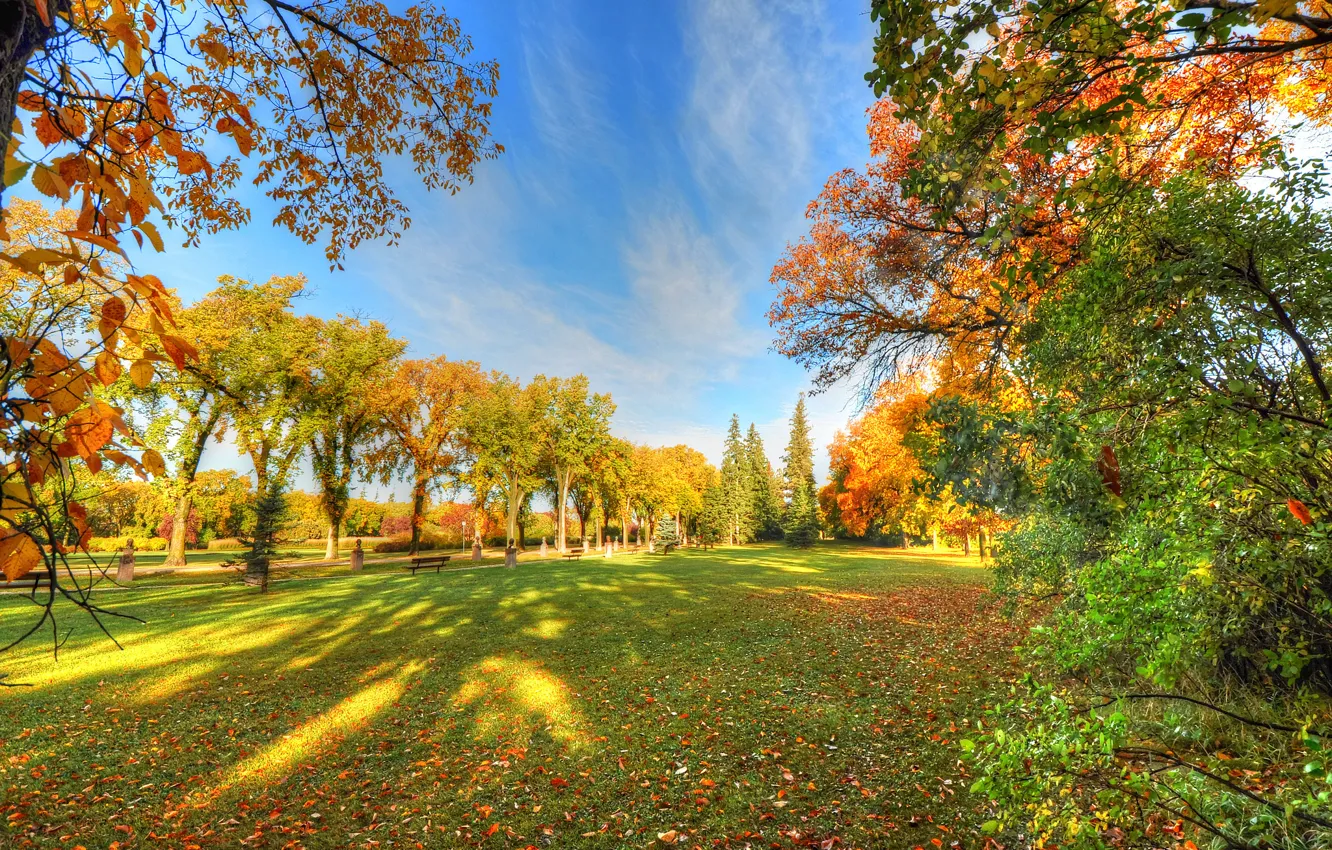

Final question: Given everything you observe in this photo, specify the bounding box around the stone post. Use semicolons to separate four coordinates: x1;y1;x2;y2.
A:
648;538;655;554
604;541;612;558
504;541;518;569
540;537;548;558
116;539;135;583
350;538;364;572
472;540;483;562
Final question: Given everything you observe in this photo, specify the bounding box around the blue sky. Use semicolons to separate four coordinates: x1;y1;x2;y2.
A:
133;0;881;496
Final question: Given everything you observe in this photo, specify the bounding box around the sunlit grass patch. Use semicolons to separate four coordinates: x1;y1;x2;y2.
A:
0;542;1018;849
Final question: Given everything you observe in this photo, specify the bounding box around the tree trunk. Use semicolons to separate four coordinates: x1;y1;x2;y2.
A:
557;469;569;552
505;475;523;547
164;404;218;567
165;493;192;566
324;521;340;561
0;4;58;210
932;528;938;551
963;534;972;556
410;475;427;556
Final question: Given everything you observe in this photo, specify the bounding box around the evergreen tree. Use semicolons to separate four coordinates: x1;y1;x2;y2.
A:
241;482;291;590
744;424;782;540
720;414;753;543
654;514;680;552
698;484;727;545
782;394;815;501
783;476;819;548
782;393;821;547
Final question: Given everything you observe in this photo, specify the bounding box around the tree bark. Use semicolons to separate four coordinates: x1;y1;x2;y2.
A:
557;468;570;552
324;522;340;561
164;404;219;567
0;3;58;210
166;493;193;565
504;474;523;547
410;475;427;556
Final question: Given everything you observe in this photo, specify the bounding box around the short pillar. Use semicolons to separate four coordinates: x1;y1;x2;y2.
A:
604;541;612;558
116;539;136;583
504;542;518;569
540;538;548;558
472;541;483;562
350;538;364;572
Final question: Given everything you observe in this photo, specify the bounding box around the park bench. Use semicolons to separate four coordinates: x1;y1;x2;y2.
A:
1;573;52;592
406;554;453;575
562;548;585;561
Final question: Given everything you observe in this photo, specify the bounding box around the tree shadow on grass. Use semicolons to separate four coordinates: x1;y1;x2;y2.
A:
0;544;1009;848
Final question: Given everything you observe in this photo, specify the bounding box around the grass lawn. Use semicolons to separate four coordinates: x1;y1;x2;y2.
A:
0;543;1021;849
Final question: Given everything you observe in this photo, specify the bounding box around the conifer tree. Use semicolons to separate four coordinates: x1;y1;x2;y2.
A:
720;415;753;543
782;394;815;501
782;394;821;547
698;484;727;545
783;477;819;548
655;514;681;552
744;424;782;540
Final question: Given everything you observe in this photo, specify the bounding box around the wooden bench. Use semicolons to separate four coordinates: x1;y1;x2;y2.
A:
1;574;52;592
406;554;453;575
562;548;585;561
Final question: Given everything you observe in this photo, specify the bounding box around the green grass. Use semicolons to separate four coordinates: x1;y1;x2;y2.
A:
0;543;1021;849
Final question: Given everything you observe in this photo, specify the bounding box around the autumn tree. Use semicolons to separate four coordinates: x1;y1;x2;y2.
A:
1;0;500;648
545;375;614;552
0;200;176;639
866;0;1330;222
464;374;554;548
302;317;404;559
369;356;485;557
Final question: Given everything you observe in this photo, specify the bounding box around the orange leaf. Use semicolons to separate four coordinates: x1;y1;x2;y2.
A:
1288;498;1313;526
101;296;127;324
159;334;197;369
484;823;499;837
33;0;51;28
93;351;122;386
657;831;679;845
0;530;42;582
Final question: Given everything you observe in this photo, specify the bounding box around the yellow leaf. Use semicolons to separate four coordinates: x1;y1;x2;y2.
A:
0;531;42;583
138;221;165;252
129;359;154;388
141;449;166;477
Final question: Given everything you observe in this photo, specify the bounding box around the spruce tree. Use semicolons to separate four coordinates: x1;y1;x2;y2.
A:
744;424;782;540
783;476;819;547
698;484;727;545
782;394;815;501
781;393;821;547
720;414;753;543
654;514;680;552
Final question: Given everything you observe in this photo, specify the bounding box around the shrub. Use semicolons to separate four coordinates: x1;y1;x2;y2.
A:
372;530;463;553
87;536;167;552
206;537;247;551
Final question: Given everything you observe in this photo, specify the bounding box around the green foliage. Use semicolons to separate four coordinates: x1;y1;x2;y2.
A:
964;170;1332;846
783;477;819;548
654;514;680;552
720;415;753;543
745;425;783;540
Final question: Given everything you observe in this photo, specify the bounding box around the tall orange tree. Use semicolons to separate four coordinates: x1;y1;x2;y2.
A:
369;357;486;557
